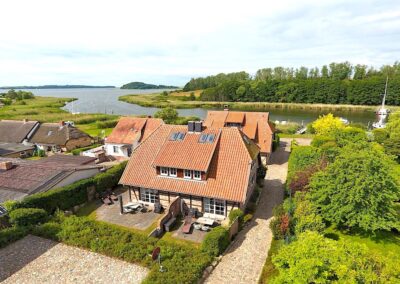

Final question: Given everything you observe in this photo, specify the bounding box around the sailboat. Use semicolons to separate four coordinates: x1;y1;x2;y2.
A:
372;77;390;129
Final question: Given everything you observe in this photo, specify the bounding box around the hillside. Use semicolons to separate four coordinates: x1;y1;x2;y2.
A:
120;81;178;89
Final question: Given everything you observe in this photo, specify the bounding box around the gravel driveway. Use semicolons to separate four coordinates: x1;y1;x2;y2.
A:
0;235;148;284
205;138;311;284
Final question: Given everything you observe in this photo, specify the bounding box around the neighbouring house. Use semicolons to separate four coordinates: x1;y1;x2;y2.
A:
203;110;275;163
29;121;92;152
119;121;260;220
0;155;101;203
0;142;35;158
105;117;163;159
0;119;39;143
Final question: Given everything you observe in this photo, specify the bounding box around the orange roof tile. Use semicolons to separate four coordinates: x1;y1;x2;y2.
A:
226;112;245;124
106;117;163;144
119;125;258;203
204;111;274;155
153;127;220;172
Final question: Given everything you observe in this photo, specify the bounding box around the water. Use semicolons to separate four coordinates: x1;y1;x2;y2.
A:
10;88;377;124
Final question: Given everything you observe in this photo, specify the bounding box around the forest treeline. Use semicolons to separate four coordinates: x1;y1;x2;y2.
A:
183;62;400;105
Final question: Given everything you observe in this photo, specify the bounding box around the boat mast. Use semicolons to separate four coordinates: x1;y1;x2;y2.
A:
382;76;388;109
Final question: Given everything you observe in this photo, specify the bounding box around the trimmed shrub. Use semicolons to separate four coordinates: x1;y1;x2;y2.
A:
71;144;100;156
228;209;244;225
201;226;230;257
311;135;335;148
0;226;28;249
9;208;48;227
33;216;212;284
13;178;94;213
94;161;127;193
96;120;118;129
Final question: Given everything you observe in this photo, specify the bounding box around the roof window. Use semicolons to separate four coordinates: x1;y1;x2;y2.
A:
169;132;186;141
199;133;216;143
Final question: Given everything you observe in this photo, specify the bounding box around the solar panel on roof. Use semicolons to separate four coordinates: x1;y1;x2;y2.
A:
199;134;208;143
206;134;215;143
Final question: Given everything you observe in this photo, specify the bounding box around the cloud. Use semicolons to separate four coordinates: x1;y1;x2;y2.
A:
0;0;399;86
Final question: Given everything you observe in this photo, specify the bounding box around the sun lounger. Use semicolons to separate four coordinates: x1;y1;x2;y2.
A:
182;216;193;234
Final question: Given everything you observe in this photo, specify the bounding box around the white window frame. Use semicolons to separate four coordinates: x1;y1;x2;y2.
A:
193;170;201;180
141;189;157;203
113;145;118;153
160;167;168;176
204;198;225;216
169;168;177;177
184;169;192;179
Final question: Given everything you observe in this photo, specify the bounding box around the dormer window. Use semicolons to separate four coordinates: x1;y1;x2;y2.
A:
169;168;177;177
184;169;192;179
160;167;168;176
193;170;201;180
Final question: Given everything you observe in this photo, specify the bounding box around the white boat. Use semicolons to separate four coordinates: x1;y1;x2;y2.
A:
339;117;349;125
373;77;390;129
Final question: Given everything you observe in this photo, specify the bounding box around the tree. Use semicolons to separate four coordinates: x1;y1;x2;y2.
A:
154;107;178;124
311;114;345;137
272;231;399;283
309;144;400;232
373;128;390;144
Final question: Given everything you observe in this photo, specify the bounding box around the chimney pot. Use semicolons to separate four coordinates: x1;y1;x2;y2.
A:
188;121;195;132
194;121;203;132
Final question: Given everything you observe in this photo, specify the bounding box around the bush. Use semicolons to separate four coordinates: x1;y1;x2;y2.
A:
9;208;48;227
257;165;267;180
311;135;335;148
71;144;100;156
0;226;28;249
272;135;280;151
373;128;390;144
33;215;212;284
96;120;118;129
201;226;230;257
93;161;127;193
12;178;94;213
228;209;244;225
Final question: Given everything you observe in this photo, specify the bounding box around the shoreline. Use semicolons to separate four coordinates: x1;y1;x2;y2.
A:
119;93;400;113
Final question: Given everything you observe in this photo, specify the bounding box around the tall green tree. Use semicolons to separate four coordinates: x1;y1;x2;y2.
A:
272;231;399;283
309;144;400;232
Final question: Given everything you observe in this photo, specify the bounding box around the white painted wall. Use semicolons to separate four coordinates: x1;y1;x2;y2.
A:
105;143;130;157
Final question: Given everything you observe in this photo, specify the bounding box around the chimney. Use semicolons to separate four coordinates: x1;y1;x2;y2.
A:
188;121;195;132
59;121;65;127
0;161;13;171
147;115;152;118
223;104;229;111
194;121;203;132
23;119;27;123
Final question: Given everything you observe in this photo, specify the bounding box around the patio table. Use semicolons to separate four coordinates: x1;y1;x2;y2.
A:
196;217;214;226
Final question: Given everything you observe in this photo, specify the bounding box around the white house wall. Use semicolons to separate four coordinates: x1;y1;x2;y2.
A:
105;143;130;157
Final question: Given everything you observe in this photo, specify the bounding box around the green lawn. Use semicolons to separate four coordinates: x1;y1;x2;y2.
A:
259;239;283;283
324;225;400;256
0;96;119;137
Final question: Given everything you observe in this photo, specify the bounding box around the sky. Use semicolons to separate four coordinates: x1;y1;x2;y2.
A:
0;0;399;87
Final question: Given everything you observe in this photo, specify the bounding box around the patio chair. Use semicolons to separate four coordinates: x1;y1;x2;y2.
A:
182;215;193;234
102;196;112;205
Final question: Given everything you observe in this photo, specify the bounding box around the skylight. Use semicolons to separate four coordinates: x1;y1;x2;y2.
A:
199;133;208;143
206;134;215;143
199;133;216;143
170;132;185;141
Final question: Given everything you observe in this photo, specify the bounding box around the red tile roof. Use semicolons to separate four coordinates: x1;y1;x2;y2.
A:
204;111;274;155
120;125;258;203
106;117;163;144
153;127;220;172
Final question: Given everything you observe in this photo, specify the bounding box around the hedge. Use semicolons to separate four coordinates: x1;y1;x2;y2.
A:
201;226;230;257
9;208;48;227
0;226;28;249
229;209;244;225
33;215;212;284
71;144;100;156
93;161;127;193
10;178;94;213
7;162;127;214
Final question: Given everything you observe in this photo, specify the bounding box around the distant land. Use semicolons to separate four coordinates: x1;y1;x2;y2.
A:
0;85;115;89
121;81;178;89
